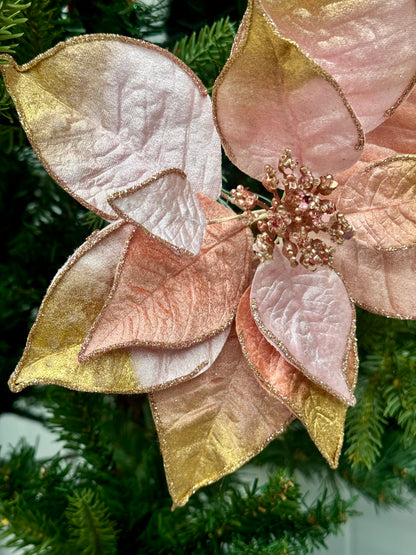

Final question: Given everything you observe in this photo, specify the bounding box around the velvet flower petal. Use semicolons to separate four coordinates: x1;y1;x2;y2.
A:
80;196;253;359
334;155;416;250
251;246;355;405
212;0;364;181
9;222;232;393
150;325;294;507
261;0;416;133
236;287;358;468
0;35;221;253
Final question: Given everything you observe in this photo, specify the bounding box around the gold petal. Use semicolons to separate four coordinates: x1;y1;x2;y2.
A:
236;288;359;468
9;223;141;393
150;326;293;507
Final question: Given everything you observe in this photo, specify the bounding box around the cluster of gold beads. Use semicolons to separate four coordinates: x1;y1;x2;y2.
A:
229;149;354;271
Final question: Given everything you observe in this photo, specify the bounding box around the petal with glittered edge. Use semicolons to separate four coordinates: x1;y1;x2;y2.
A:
0;35;221;221
108;168;207;255
79;195;253;359
236;287;358;468
149;326;294;507
129;326;231;391
251;246;355;405
366;86;416;155
333;238;416;320
335;156;416;250
261;0;416;134
212;0;363;181
8;222;145;394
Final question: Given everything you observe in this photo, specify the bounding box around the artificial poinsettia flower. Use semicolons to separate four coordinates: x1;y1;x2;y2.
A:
4;0;416;508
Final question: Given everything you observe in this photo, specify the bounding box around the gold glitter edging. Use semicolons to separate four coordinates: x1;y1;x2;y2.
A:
79;207;253;359
8;221;131;393
250;297;357;406
212;0;364;175
148;390;295;508
108;168;206;257
0;34;209;223
385;72;416;118
238;330;350;468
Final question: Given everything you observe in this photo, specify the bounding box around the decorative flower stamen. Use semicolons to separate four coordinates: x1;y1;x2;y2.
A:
229;149;354;270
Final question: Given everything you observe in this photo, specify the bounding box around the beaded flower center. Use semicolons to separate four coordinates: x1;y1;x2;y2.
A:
227;149;354;271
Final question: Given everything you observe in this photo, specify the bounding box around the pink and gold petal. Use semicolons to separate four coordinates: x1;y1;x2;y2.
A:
0;35;221;220
236;287;358;468
251;246;355;405
262;0;416;133
150;326;294;507
212;0;363;180
80;196;253;358
8;222;145;393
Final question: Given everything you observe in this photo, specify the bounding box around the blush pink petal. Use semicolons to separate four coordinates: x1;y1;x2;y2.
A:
366;86;416;154
335;156;416;250
129;326;230;391
333;239;416;319
212;0;363;180
108;169;207;255
79;196;253;358
262;0;416;133
0;35;221;221
251;246;355;405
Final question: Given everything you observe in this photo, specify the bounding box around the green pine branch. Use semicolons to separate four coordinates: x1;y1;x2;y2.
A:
172;16;236;90
66;490;118;555
0;0;31;55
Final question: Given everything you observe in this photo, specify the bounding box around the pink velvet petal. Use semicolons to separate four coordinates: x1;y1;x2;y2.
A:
251;246;355;405
149;326;293;507
333;238;416;319
0;35;221;221
79;196;253;359
236;287;358;467
262;0;416;133
129;326;230;391
366;86;416;154
335;156;416;250
212;0;363;180
108;169;207;255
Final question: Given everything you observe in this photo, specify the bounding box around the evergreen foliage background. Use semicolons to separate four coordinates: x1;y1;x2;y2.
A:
1;1;416;553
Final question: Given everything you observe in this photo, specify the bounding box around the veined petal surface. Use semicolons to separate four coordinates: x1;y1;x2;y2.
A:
108;169;207;255
236;287;358;467
262;0;416;133
251;246;355;404
8;223;142;393
335;156;416;250
150;327;294;507
0;35;221;220
333;238;416;319
80;196;253;358
212;0;363;180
